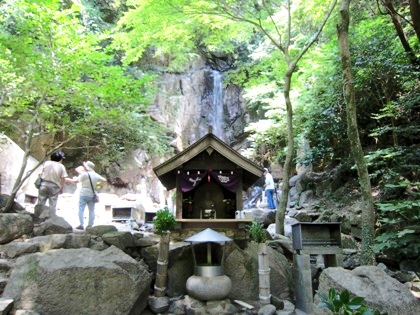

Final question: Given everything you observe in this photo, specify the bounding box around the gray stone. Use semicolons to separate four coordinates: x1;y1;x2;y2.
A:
148;295;170;313
299;190;313;206
0;275;7;294
40;215;73;235
0;298;13;315
0;213;33;244
168;297;189;315
270;295;285;310
282;300;295;312
166;243;194;297
2;246;152;315
289;175;301;188
394;270;417;283
293;211;313;222
184;295;208;315
258;304;276;315
0;234;91;258
0;259;12;272
85;225;118;237
0;240;39;259
133;235;159;247
33;204;53;220
101;231;134;249
15;310;40;315
252;209;276;226
225;241;293;301
400;260;420;273
316;266;420;315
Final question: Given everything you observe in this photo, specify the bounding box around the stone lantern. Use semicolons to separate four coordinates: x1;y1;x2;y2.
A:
185;228;233;301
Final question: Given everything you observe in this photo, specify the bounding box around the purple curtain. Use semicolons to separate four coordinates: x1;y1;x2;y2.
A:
210;171;241;193
179;170;241;193
180;172;206;192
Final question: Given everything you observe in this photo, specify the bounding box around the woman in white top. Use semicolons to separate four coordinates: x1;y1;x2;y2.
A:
67;161;106;230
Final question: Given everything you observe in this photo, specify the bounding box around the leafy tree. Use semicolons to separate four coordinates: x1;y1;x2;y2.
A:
116;0;338;234
378;0;420;66
337;0;376;265
0;0;168;211
294;40;348;169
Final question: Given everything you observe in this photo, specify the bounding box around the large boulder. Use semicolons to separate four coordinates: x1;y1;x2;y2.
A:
0;213;33;244
315;266;420;315
2;246;152;315
224;241;293;301
0;234;92;258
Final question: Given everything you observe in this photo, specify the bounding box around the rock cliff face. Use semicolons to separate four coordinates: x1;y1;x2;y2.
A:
149;57;248;152
130;57;251;205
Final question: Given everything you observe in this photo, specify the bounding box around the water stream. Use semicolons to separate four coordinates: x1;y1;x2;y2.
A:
210;70;225;141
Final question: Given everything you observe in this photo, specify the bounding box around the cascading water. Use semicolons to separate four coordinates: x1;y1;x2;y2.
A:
210;70;225;140
198;69;226;141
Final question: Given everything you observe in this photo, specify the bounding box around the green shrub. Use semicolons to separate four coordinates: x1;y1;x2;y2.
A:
153;207;176;235
247;221;267;243
373;181;420;260
317;288;387;315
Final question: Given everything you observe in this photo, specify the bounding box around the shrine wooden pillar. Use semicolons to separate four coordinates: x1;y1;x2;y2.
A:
176;170;183;219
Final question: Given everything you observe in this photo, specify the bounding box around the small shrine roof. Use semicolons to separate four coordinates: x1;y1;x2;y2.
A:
153;132;263;190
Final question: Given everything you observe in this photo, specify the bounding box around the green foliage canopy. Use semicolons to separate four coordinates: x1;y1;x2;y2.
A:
0;0;169;163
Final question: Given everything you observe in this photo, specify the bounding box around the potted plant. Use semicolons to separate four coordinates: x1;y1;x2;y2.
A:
247;221;270;305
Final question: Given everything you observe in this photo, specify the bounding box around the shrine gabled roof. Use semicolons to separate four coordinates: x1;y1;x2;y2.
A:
153;132;264;191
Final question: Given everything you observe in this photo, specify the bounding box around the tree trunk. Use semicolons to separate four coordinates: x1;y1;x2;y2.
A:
154;232;170;297
410;0;420;42
3;118;37;212
337;0;376;265
258;242;271;305
382;0;419;65
276;63;296;235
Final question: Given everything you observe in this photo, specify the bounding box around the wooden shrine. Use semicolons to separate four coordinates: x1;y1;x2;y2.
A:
153;131;263;229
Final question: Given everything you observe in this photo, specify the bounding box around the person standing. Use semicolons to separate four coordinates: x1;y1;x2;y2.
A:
263;168;276;209
36;150;68;213
67;161;106;230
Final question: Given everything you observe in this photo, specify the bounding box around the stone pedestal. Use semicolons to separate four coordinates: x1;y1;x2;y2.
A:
294;250;343;314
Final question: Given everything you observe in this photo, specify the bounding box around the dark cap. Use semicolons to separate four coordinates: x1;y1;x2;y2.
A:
51;150;65;161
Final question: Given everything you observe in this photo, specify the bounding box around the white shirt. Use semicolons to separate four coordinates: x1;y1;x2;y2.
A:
265;172;275;190
41;161;68;187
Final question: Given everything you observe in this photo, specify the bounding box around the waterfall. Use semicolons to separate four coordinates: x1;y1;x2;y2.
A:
209;70;225;140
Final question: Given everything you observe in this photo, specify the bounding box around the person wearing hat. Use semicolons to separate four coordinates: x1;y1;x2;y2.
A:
36;150;68;213
263;168;276;210
67;161;107;230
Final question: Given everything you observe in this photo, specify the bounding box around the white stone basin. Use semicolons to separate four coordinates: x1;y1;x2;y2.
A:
186;274;232;301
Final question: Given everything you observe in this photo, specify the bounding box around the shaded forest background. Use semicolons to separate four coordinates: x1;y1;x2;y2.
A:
0;0;419;265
